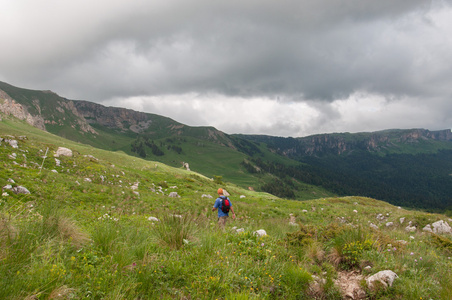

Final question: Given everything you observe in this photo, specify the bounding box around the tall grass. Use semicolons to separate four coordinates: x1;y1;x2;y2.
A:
151;213;197;250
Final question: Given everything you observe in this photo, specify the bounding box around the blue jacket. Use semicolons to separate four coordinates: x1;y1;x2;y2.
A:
213;196;232;217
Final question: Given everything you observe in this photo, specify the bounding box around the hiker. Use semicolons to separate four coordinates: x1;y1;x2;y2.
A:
212;188;236;228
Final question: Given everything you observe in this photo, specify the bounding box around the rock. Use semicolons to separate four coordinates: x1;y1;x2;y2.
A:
405;225;416;232
376;214;385;221
370;223;379;230
51;170;58;173
302;209;308;213
254;229;267;237
353;209;358;213
131;182;139;190
55;158;61;167
8;139;18;148
366;270;398;290
3;184;12;190
55;147;72;157
148;217;159;222
7;178;15;183
84;154;98;161
12;186;30;195
169;192;180;198
386;222;394;227
399;217;405;224
201;194;213;198
423;220;451;234
240;195;246;198
222;189;230;196
84;178;92;183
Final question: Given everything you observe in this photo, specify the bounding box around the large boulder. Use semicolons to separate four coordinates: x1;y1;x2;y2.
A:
55;147;73;157
254;229;267;237
366;270;398;290
423;220;451;234
12;186;31;195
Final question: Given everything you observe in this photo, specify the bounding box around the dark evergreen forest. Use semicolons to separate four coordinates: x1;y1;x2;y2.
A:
244;150;452;212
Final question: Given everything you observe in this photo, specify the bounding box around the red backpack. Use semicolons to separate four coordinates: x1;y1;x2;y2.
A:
221;197;231;213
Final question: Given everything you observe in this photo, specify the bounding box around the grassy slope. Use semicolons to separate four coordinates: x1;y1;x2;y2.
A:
1;117;452;299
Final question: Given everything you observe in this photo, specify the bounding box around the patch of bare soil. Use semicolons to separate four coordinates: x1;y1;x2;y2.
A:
335;270;366;299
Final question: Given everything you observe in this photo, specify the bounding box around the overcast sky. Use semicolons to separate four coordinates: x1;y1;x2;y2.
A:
1;0;451;137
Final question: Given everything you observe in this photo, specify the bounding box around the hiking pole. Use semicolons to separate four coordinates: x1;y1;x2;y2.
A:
39;147;49;174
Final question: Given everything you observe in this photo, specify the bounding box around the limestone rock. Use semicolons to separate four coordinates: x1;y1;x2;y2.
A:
366;270;398;290
55;147;73;157
423;220;451;234
12;186;31;195
254;229;267;237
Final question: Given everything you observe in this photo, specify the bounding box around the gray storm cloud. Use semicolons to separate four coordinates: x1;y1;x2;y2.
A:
0;0;451;136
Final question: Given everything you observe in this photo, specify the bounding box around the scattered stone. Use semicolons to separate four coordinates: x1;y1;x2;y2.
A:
55;147;72;157
55;158;61;167
51;170;58;173
169;192;180;198
302;209;308;213
370;223;379;230
8;139;18;148
131;182;139;190
7;178;15;183
366;270;398;290
148;217;159;222
254;229;267;237
232;227;245;233
84;154;98;161
201;194;213;198
12;186;31;195
84;178;92;183
376;214;385;221
8;153;17;159
423;220;451;234
3;184;12;190
405;225;417;233
240;195;246;199
399;217;405;224
385;222;394;227
222;189;230;196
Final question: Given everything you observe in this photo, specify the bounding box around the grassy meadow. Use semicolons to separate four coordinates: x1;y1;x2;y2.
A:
1;118;452;299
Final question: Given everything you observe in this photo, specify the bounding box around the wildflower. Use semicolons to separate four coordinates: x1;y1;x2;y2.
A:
410;252;414;256
261;243;265;247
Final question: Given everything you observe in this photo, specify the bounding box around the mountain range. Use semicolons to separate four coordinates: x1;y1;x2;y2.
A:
1;80;452;212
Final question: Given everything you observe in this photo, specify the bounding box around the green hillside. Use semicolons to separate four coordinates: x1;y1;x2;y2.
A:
1;118;452;299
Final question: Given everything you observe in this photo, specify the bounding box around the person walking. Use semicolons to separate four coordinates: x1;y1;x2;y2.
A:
212;188;236;229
